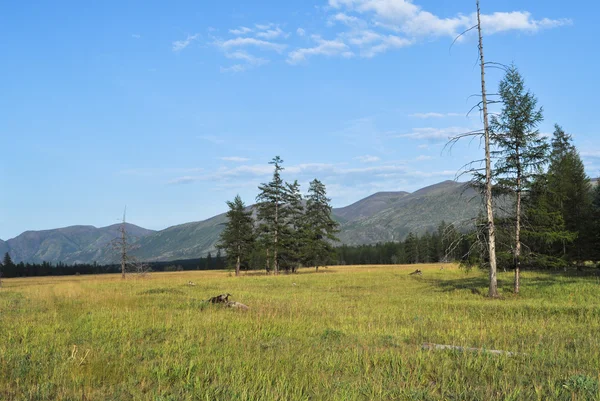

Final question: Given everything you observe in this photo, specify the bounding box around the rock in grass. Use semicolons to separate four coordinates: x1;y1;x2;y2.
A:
226;301;249;311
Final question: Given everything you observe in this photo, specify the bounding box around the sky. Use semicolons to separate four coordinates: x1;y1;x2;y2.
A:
1;0;598;240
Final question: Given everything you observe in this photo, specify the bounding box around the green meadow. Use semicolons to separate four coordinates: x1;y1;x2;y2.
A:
1;265;599;400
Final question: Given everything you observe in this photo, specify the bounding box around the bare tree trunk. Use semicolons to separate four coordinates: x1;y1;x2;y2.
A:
274;199;279;275
515;188;521;294
235;254;241;277
266;248;270;274
477;0;498;298
515;151;522;294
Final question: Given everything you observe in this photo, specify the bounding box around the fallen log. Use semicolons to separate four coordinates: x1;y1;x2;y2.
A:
421;342;523;356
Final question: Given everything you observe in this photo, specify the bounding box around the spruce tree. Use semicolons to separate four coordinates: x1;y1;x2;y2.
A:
303;179;339;271
521;176;576;269
280;180;305;272
490;65;548;293
217;195;255;276
591;183;600;263
547;126;593;265
256;156;287;274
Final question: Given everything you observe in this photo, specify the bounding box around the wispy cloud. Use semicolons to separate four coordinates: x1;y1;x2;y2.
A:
220;50;269;73
198;135;226;145
172;33;200;52
581;150;600;158
410;112;463;118
217;37;287;53
329;0;570;38
220;156;250;162
229;26;253;35
132;34;141;39
210;2;570;67
255;26;287;40
355;155;381;163
396;126;473;140
287;35;354;64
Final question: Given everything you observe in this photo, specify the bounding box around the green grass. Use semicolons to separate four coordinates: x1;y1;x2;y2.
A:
1;265;599;400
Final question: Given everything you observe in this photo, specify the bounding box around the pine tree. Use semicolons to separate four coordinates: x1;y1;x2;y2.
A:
303;179;339;271
217;195;255;276
256;156;287;274
490;65;548;294
280;180;305;272
547;126;593;265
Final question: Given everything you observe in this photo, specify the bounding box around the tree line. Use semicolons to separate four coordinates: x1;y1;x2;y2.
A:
0;251;227;279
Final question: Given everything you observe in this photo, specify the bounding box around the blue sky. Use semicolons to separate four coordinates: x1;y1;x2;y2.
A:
1;0;598;240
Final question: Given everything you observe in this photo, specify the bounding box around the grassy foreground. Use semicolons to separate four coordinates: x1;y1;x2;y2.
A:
1;264;599;400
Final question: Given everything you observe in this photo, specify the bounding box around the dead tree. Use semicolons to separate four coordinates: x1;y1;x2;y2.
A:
110;207;149;279
477;0;499;298
447;0;499;297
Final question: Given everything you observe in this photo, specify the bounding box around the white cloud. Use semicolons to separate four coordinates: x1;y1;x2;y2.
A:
397;126;473;140
581;151;600;158
410;112;463;118
255;23;274;31
256;26;287;40
220;156;250;162
217;37;287;53
329;0;570;38
355;155;380;163
296;28;306;36
132;34;141;39
481;12;571;34
287;35;354;64
229;26;253;35
220;50;269;73
360;34;412;57
172;33;200;52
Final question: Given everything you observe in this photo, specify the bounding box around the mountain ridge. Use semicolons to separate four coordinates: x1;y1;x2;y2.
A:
0;180;486;264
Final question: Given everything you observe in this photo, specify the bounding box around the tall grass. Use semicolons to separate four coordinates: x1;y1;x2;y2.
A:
1;265;599;400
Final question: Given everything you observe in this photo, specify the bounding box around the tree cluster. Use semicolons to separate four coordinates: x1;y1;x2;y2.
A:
218;156;339;275
465;66;600;294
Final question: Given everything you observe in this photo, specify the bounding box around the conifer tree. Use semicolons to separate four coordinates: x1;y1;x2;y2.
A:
256;156;287;274
217;195;255;276
280;180;305;272
521;176;576;269
303;179;339;271
490;65;548;294
547;126;593;264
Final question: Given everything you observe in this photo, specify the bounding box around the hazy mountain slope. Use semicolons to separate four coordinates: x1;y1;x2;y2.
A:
334;191;409;221
7;224;155;264
336;181;480;245
0;240;9;257
4;180;489;263
132;214;227;262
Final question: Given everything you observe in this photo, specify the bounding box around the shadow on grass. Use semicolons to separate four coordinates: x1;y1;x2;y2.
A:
423;272;579;296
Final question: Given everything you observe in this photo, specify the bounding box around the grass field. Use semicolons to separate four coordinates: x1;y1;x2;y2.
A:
1;264;599;400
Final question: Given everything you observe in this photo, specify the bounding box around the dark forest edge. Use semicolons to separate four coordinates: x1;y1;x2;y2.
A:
2;218;599;279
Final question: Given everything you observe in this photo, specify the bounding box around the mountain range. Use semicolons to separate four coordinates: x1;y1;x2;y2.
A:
1;180;488;264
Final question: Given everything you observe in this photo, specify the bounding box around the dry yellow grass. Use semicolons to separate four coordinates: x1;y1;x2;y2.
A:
1;264;599;400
